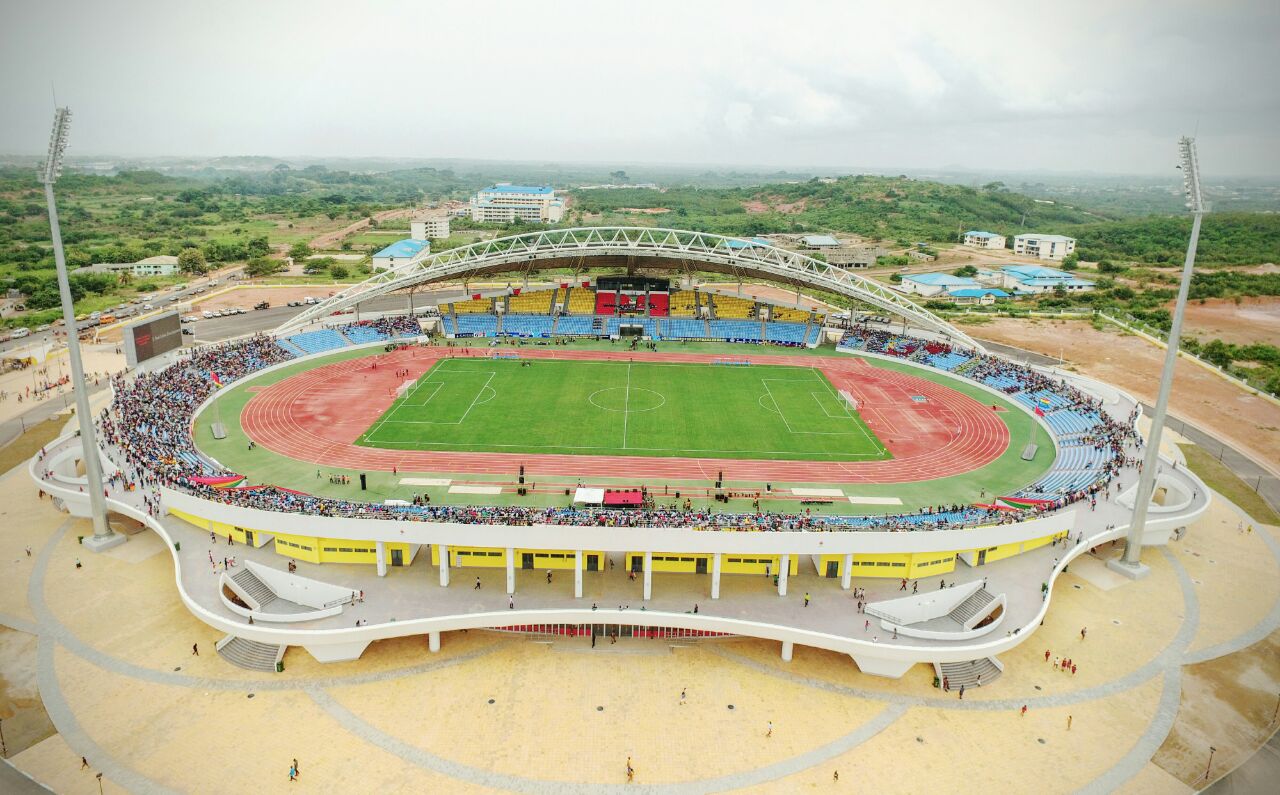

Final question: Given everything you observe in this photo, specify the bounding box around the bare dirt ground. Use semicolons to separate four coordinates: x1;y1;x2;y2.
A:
191;286;352;311
309;207;418;252
968;318;1280;473
742;197;808;214
1180;296;1280;347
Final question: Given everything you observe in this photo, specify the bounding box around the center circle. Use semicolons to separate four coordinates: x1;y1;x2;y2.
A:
587;386;666;413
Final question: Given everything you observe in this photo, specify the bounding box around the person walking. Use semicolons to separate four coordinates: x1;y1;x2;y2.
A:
958;684;965;700
679;688;687;705
1080;626;1087;640
803;592;810;607
475;577;481;590
81;756;90;770
1045;649;1051;662
1067;714;1073;730
289;763;297;782
192;643;199;656
293;758;299;777
626;756;634;783
766;720;773;738
508;595;514;609
1020;705;1027;717
942;676;949;692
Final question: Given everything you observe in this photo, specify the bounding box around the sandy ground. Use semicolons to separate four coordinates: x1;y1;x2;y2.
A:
968;318;1280;473
0;344;123;425
310;207;418;252
1180;296;1280;347
190;286;352;312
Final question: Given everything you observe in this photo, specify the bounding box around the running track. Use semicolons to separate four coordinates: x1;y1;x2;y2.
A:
238;347;1010;484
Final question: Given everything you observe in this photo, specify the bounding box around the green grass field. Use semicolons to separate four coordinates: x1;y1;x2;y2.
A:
354;358;890;461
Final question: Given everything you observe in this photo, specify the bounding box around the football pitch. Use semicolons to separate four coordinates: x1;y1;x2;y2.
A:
355;358;891;462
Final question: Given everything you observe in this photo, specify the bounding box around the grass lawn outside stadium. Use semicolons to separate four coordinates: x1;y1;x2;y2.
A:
192;339;1054;515
356;358;890;462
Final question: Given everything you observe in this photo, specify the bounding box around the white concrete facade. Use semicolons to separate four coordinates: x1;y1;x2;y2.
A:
963;231;1006;250
470;184;564;224
411;217;451;240
1013;233;1076;261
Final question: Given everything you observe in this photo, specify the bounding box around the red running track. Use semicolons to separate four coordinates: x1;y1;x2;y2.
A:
238;347;1010;484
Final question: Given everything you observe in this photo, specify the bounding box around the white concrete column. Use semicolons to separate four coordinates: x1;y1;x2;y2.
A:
438;544;450;587
711;552;722;600
781;641;794;662
841;553;853;590
778;555;790;596
505;547;515;594
574;550;583;598
643;550;653;601
375;541;387;577
428;631;441;653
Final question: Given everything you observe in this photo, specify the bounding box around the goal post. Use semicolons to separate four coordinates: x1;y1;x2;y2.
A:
837;389;858;412
395;380;416;400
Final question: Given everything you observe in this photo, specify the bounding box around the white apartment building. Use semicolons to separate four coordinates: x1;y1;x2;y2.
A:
1013;233;1076;261
962;230;1006;250
410;216;451;240
470;184;565;224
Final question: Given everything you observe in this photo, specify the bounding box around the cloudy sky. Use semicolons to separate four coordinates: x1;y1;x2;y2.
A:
2;0;1277;175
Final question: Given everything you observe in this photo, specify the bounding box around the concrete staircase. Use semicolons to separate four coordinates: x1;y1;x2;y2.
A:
938;657;1001;688
231;568;278;610
217;636;284;672
948;589;996;625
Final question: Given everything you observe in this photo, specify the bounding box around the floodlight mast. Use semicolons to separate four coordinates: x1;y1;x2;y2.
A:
39;107;118;548
1114;137;1204;576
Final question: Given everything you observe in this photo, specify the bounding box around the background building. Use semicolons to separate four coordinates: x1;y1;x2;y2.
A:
963;230;1006;249
470;184;564;224
77;254;180;278
799;234;841;249
372;239;430;271
1013;233;1076;261
411;216;451;240
993;264;1095;294
900;273;979;296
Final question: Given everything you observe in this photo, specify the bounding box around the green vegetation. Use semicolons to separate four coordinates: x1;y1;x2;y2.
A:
1069;213;1280;266
1179;444;1280;525
1180;337;1280;394
356;358;891;462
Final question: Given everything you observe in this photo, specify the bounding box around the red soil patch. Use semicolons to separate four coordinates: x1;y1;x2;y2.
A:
240;348;1009;485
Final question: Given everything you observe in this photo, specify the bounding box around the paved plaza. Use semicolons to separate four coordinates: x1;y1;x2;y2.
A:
2;440;1279;793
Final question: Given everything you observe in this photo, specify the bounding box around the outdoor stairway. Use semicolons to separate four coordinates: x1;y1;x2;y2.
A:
231;568;278;610
938;657;1002;688
947;589;996;625
218;636;283;672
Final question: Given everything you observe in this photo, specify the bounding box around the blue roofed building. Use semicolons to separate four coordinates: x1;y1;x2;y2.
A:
946;287;1010;305
470;184;564;224
371;239;430;271
997;264;1095;294
900;272;979;297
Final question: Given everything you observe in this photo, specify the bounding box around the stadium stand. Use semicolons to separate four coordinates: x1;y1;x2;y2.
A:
709;319;762;342
565;287;595;314
507;290;554;314
764;321;808;345
456;314;499;336
668;290;698;317
453;298;493;314
769;306;810;323
554;316;596;335
501;314;554;338
711;295;756;319
665;317;708;339
284;329;348;356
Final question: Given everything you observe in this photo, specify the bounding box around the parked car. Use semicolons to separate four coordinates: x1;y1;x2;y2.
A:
254;301;270;310
181;328;194;335
35;324;50;332
202;310;214;319
287;300;302;307
12;327;31;339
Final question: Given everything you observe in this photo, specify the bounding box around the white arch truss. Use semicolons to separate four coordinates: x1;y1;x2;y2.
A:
274;227;982;349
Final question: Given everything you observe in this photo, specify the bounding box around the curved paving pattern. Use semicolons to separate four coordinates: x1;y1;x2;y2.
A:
8;499;1276;793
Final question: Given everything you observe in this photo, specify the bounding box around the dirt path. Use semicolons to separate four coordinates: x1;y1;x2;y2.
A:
968;318;1280;474
310;207;417;251
1180;296;1280;347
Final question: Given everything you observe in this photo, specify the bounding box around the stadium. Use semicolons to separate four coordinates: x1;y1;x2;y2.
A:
31;227;1208;682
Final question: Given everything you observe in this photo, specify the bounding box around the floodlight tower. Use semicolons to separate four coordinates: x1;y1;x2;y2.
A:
40;107;121;550
1110;136;1204;578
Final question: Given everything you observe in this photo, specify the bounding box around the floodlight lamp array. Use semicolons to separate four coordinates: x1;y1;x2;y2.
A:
40;107;72;185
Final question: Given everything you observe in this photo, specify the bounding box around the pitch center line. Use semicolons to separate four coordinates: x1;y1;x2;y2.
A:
622;362;632;450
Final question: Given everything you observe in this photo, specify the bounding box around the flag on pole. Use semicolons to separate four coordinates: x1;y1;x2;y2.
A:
1034;406;1045;417
209;371;222;388
472;293;482;301
1038;396;1052;407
